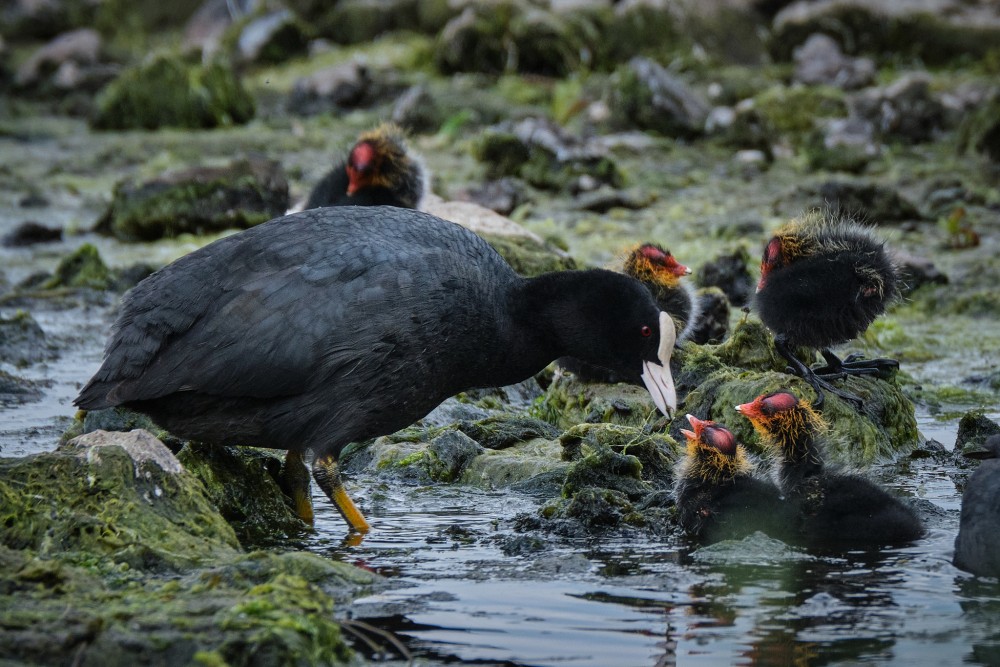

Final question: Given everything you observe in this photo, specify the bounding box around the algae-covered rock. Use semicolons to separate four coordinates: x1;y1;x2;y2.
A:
955;411;1000;458
770;0;1000;66
792;33;875;90
177;443;309;545
958;89;1000;162
457;415;561;450
811;179;922;222
540;371;665;431
850;73;945;144
674;319;919;464
804;116;878;173
91;54;254;130
474;117;623;191
0;547;372;666
608;57;709;138
231;8;311;65
96;156;289;241
434;2;591;76
0;369;44;406
0;429;240;569
482;233;577;277
0;310;57;366
559;423;679;493
752;84;848;142
41;242;113;290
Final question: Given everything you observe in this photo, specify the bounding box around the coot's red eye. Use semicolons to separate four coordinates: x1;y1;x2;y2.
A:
640;325;652;337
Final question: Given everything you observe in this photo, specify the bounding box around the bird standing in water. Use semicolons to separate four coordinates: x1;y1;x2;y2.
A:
754;212;900;407
736;390;923;548
305;123;426;210
675;414;797;544
76;207;677;534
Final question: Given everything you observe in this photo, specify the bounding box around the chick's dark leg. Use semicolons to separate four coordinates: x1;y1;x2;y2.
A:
773;337;863;409
313;454;370;533
280;450;314;523
812;349;899;380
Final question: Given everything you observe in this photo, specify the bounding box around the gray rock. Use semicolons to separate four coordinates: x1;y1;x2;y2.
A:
391;83;441;133
236;9;309;65
806;116;879;173
453;178;529;216
0;370;44;406
0;311;56;366
893;250;948;296
68;429;184;476
287;60;371;115
183;0;260;56
793;33;875;90
812;179;921;222
850;73;945;144
610;56;709;137
956;412;1000;458
15;28;102;89
1;221;62;247
428;430;484;481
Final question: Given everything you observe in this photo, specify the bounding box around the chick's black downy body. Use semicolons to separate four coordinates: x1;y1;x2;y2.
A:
76;207;675;531
754;213;900;407
737;391;923;549
675;415;797;544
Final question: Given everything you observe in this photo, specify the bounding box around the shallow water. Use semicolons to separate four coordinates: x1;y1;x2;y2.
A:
3;116;1000;666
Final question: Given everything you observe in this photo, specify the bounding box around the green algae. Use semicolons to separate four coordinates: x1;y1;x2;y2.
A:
96;157;288;242
482;233;578;277
561;447;649;501
177;443;309;546
41;243;112;290
457;415;561;450
538;373;663;431
91;54;254;131
752;85;847;142
0;432;240;570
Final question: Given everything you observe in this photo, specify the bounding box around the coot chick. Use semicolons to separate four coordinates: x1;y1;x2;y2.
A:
76;207;676;533
736;390;923;548
305;123;426;210
754;212;900;407
953;435;1000;578
675;414;796;544
559;243;693;383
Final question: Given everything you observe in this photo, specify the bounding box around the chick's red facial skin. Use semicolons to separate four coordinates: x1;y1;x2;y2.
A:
638;244;690;277
346;142;378;195
757;237;783;291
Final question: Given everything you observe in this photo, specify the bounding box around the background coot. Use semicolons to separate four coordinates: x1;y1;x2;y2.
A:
76;206;676;532
754;212;900;407
304;123;426;210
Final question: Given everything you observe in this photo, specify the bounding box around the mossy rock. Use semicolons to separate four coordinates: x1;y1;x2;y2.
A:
752;84;848;142
0;310;57;366
769;1;1000;66
958;90;1000;163
561;446;649;502
540;487;646;531
0;547;371;666
607;57;709;138
0;430;240;570
673;319;919;464
41;243;112;290
96;156;288;242
955;411;1000;457
593;2;687;68
433;2;591;76
177;443;309;546
482;233;577;277
558;423;680;489
539;372;663;431
473;121;624;191
457;414;561;450
90;54;254;131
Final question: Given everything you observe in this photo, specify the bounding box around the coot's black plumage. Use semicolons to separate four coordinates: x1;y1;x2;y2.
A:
675;414;797;544
953;435;1000;578
76;207;676;532
736;391;923;548
559;243;691;384
754;212;900;407
304;123;426;210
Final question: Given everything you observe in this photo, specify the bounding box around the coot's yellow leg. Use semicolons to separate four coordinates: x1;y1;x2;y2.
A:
280;450;314;524
313;454;370;533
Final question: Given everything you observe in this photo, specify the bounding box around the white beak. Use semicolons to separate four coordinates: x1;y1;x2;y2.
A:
641;312;677;418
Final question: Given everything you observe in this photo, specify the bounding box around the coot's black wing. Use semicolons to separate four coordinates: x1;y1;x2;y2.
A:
76;207;514;409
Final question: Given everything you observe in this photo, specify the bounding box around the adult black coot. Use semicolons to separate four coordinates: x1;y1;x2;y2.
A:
736;390;923;548
953;435;1000;578
76;207;676;533
559;243;694;383
305;123;426;210
754;212;900;407
675;414;796;544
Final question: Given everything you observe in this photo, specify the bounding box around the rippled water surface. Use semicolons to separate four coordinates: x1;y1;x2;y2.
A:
3;118;1000;667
